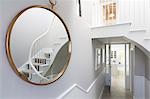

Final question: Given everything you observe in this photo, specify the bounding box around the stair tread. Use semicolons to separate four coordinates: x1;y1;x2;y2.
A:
33;57;51;60
33;63;50;67
32;71;43;75
20;69;43;74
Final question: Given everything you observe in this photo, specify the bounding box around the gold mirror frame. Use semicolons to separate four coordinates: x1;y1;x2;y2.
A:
6;5;72;86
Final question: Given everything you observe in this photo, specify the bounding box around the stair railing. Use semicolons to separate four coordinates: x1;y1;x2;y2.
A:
28;16;55;81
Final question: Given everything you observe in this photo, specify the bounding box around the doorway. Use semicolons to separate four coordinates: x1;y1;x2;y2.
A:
104;44;130;94
111;44;128;93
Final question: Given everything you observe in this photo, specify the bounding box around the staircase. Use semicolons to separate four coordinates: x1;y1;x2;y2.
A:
18;39;69;83
18;15;69;83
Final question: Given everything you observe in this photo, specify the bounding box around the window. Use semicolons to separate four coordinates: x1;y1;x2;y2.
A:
111;51;117;59
95;48;102;70
97;49;101;65
103;2;116;23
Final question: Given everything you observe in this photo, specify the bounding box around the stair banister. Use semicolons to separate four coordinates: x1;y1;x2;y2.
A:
28;16;55;81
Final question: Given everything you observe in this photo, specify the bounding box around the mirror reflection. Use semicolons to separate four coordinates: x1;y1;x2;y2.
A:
6;6;71;85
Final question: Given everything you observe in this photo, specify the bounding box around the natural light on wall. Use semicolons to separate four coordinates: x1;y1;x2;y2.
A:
101;0;117;24
90;0;117;27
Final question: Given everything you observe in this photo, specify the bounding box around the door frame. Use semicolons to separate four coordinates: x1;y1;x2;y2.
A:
105;43;131;91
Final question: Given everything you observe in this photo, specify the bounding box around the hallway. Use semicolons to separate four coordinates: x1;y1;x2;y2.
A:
102;65;132;99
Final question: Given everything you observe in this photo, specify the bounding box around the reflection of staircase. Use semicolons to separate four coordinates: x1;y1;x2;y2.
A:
29;49;53;83
17;14;69;82
18;38;69;83
26;15;69;82
18;48;53;82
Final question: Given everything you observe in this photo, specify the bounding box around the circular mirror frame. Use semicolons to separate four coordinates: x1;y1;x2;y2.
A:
6;5;72;86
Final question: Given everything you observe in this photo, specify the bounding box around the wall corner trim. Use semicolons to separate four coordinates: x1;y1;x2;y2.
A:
57;73;102;99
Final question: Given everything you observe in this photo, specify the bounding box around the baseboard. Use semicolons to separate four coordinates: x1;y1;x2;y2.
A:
57;76;100;99
57;69;105;99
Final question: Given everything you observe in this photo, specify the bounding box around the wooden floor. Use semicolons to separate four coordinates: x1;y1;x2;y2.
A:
102;86;133;99
102;64;133;99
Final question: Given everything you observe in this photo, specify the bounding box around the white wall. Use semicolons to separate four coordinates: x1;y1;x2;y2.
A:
134;47;147;99
0;0;2;96
134;76;145;99
81;0;93;26
145;78;150;99
145;56;150;99
135;47;145;76
134;47;145;99
145;56;150;80
0;0;105;99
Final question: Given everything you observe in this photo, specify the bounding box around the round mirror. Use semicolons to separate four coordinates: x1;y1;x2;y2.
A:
6;6;71;85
